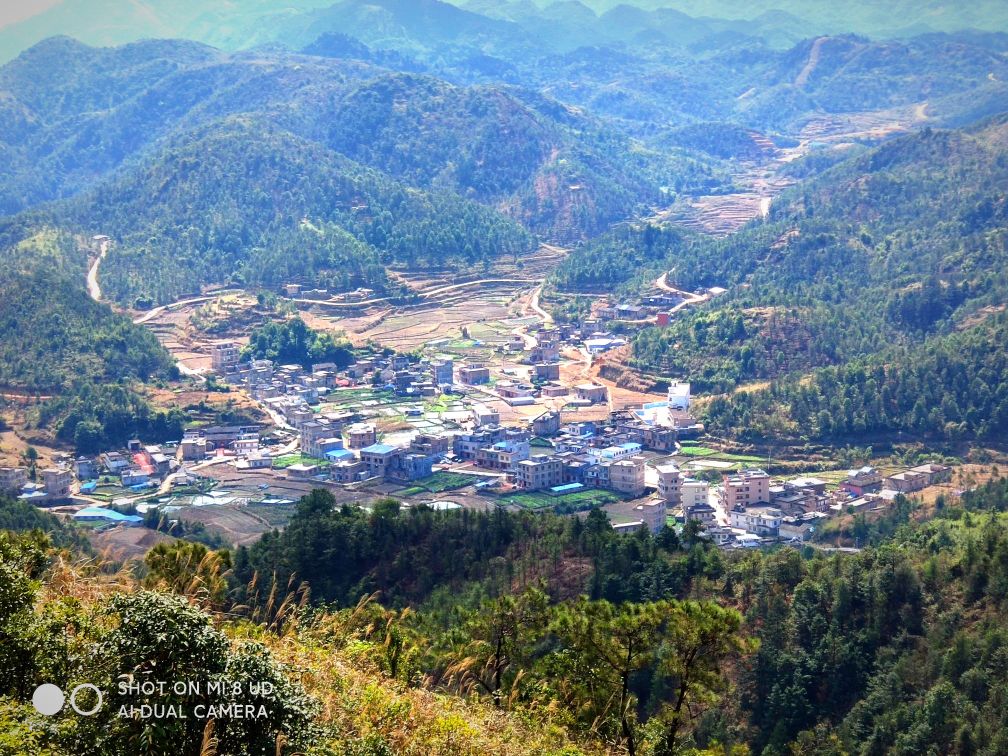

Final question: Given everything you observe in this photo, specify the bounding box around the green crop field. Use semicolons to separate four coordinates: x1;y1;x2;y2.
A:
413;471;479;493
675;446;717;457
506;488;620;511
272;454;329;469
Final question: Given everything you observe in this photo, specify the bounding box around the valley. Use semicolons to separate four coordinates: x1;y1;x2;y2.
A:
2;3;1008;755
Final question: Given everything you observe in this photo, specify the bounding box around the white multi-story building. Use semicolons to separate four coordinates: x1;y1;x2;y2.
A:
681;478;710;508
667;381;691;411
729;505;783;537
587;443;642;463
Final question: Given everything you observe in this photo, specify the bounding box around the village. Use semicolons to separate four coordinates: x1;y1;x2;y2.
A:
0;297;959;557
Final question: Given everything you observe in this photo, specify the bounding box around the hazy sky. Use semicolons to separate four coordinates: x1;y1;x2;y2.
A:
0;0;60;29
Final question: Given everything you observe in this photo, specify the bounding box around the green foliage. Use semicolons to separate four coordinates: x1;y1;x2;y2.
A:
143;540;233;608
242;317;353;371
705;313;1008;442
236;489;723;610
61;592;319;755
577;120;1008;439
72;119;534;305
0;228;174;392
35;381;186;453
0;574;320;756
551;223;691;292
0;496;90;552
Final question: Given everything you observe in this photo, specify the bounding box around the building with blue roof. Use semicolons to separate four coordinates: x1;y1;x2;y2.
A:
360;442;403;477
550;482;585;494
361;443;398;455
325;448;357;462
588;443;641;462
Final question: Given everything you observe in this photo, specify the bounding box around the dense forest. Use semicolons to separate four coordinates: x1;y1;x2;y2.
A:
6;474;1008;754
704;314;1008;443
0;227;174;392
0;2;1007;754
232;490;719;609
2;22;1006;309
544;119;1008;445
606;122;1006;363
4;1;1008;133
242;317;355;371
66;119;535;306
0;224;181;452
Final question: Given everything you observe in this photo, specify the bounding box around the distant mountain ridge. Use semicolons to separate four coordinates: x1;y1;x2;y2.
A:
7;0;1008;68
0;36;718;304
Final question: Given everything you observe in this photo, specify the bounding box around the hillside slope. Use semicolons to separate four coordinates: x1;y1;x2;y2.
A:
0;36;695;256
547;116;1008;442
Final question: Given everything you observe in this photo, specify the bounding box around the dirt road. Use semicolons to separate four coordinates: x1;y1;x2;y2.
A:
528;284;553;326
132;290;242;325
86;240;109;302
655;272;709;312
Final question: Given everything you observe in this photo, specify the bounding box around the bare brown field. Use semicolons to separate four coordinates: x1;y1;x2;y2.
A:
145;386;267;424
169;504;270;546
90;526;175;562
301;245;569;350
0;413;70;468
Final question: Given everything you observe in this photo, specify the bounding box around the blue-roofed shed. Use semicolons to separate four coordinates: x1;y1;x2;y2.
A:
325;448;356;462
73;507;143;525
550;482;585;494
361;443;398;455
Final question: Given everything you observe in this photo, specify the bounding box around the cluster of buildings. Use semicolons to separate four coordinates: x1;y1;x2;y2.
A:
452;420;651;496
1;438;183;504
1;465;73;502
213;342;461;403
280;284;375;303
596;292;685;324
690;461;954;548
289;431;451;485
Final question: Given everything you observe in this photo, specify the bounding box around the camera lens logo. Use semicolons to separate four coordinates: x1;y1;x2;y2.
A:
32;684;103;716
32;684;64;716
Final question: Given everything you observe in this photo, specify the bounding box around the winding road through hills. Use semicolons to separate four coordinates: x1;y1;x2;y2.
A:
655;271;710;312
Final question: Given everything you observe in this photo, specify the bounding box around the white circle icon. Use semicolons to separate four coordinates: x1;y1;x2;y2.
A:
69;684;103;716
32;684;65;716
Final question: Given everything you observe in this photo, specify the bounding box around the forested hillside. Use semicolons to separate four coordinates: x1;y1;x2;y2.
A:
0;223;182;450
705;314;1008;442
7;475;1008;754
550;120;1008;412
58;119;534;305
0;227;174;391
0;34;713;301
1;17;1006;310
